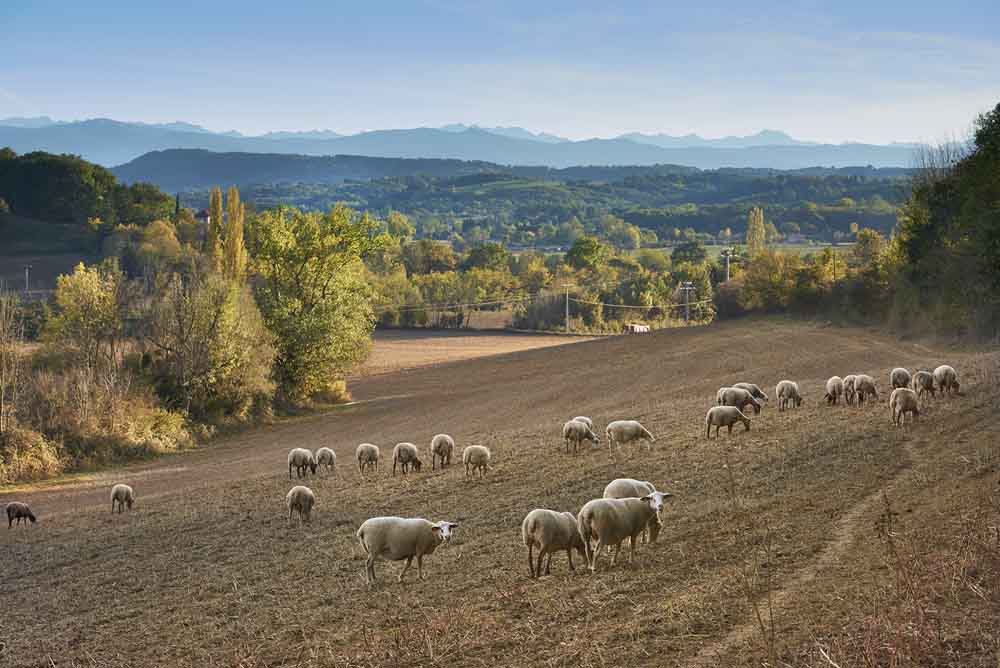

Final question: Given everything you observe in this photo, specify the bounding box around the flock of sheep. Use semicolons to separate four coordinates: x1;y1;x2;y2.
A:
4;361;963;587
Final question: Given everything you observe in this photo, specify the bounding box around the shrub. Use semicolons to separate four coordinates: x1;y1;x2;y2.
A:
0;426;64;484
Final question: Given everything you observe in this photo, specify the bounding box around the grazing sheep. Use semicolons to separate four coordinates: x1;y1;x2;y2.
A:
775;380;803;411
934;365;961;396
718;387;763;415
732;382;769;402
430;434;455;470
890;367;912;390
356;443;381;475
855;374;879;405
577;493;670;572
110;484;135;514
572;416;594;430
356;517;458;583
315;447;337;474
889;388;920;426
562;419;599;454
705;406;751;438
6;502;36;528
603;478;668;544
462;445;491;478
392;442;423;476
521;509;586;577
285;485;315;523
825;376;845;405
843;374;858;405
605;420;655;452
287;448;318;479
913;370;936;400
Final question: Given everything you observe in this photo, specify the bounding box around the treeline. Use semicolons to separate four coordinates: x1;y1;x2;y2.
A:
193;168;909;251
0;148;173;226
0;182;383;484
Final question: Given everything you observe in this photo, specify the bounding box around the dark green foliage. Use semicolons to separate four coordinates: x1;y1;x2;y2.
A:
462;242;510;271
565;236;610;270
671;241;708;265
0;149;172;228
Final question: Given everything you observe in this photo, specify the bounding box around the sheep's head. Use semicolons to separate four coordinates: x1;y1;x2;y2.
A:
412;458;423;472
432;522;458;543
642;492;671;521
751;400;761;415
126;497;134;510
742;416;752;430
309;459;318;474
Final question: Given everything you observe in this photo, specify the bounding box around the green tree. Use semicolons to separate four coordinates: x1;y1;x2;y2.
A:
222;187;248;281
384;211;415;240
247;205;384;401
462;242;510;271
565;236;609;270
206;187;224;271
851;228;886;267
746;207;767;254
671;240;707;265
402;239;457;275
635;248;671;273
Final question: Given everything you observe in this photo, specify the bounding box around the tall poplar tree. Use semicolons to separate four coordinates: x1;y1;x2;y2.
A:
206;187;224;271
223;187;248;281
745;206;767;255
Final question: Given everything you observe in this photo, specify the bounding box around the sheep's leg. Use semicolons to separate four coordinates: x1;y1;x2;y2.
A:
398;556;413;582
527;544;535;577
536;550;545;577
567;548;575;572
465;463;470;478
611;543;620;565
591;539;605;572
417;554;425;580
366;555;376;584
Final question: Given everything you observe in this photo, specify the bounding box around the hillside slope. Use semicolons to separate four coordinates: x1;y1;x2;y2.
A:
2;319;996;667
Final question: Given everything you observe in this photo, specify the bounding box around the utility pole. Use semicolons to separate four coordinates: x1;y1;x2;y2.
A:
680;281;695;324
23;264;31;294
720;247;738;282
563;283;571;334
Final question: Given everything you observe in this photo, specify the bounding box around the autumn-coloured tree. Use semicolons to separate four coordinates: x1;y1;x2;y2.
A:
222;187;248;281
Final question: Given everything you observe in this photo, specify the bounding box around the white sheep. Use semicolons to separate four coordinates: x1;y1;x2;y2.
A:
430;434;455;470
890;367;912;390
110;483;135;514
913;370;936;400
521;509;586;577
392;442;423;476
356;517;458;583
855;374;879;405
933;365;961;396
705;405;751;438
889;388;920;426
775;380;803;411
571;416;594;430
356;443;380;475
843;374;858;405
287;448;317;479
824;376;845;405
732;382;769;402
577;493;670;572
285;485;315;524
562;419;599;454
605;420;655;453
603;478;669;544
462;445;491;478
6;502;36;528
717;387;762;415
315;447;337;474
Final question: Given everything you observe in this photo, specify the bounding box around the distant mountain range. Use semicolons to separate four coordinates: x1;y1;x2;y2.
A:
111;148;913;193
0;116;921;169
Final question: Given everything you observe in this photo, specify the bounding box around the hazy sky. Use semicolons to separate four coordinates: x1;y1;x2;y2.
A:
2;1;998;143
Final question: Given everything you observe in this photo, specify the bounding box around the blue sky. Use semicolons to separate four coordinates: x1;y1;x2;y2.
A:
2;0;998;143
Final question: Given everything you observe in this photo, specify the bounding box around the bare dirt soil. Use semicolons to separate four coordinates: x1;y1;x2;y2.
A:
2;318;997;667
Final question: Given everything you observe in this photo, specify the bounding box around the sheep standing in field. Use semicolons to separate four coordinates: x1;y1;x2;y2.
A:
392;442;423;476
462;445;491;478
705;406;751;438
356;517;458;583
889;388;920;427
603;478;670;544
825;376;845;405
356;443;380;475
572;416;594;430
890;367;912;390
913;370;936;400
287;448;317;479
430;434;455;470
521;509;586;577
6;502;36;528
110;484;135;514
732;382;769;403
605;420;655;453
775;380;803;411
934;365;961;396
843;374;858;405
855;375;879;405
315;447;337;475
562;419;599;454
577;492;670;572
718;387;763;415
285;485;315;524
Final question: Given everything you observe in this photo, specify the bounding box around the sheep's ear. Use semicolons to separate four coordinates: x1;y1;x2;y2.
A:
639;495;651;501
431;526;442;535
663;491;674;497
447;522;459;528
